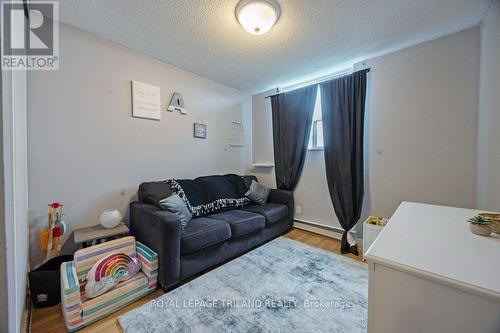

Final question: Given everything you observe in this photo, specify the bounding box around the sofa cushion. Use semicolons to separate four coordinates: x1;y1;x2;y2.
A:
245;180;270;205
138;181;172;206
207;210;265;238
181;217;231;254
159;193;192;230
241;203;289;225
242;175;258;191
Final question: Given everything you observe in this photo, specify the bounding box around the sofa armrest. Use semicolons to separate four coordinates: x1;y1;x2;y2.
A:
268;189;294;224
136;241;159;290
130;202;181;290
60;261;83;330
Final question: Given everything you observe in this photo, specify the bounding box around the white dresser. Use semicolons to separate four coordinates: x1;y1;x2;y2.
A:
366;202;500;333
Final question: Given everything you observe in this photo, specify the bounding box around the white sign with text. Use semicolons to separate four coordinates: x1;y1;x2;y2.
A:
131;80;161;120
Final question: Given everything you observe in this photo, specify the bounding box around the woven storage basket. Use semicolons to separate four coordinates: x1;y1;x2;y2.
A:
479;213;500;234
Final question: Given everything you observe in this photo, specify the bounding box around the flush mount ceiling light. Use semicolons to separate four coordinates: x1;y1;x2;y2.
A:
236;0;281;35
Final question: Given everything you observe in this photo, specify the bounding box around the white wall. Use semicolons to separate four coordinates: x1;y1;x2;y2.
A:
2;59;29;333
27;24;252;267
477;0;500;211
364;28;479;218
0;57;8;333
250;90;276;187
252;28;480;234
2;21;30;332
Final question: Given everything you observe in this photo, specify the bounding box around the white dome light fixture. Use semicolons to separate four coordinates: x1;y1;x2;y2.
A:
236;0;281;35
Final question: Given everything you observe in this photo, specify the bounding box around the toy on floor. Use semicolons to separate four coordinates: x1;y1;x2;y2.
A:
60;236;158;331
39;202;67;261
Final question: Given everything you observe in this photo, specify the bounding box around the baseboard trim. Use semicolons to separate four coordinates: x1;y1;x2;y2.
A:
293;218;363;246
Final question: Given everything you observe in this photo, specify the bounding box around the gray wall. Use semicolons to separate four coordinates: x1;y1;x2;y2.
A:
252;28;480;233
27;24;251;267
477;1;500;211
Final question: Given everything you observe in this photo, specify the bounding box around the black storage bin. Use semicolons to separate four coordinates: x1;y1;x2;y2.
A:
28;255;73;308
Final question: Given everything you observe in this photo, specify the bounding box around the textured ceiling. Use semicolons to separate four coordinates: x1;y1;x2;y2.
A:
58;0;490;93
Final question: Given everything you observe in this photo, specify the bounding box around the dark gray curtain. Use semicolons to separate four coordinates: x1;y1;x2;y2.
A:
271;85;318;191
320;69;369;255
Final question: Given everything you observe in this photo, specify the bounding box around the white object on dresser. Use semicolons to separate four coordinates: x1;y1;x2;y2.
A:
363;221;384;261
99;209;122;229
366;202;500;333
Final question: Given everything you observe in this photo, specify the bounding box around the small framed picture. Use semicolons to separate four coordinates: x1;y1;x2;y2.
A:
193;123;207;139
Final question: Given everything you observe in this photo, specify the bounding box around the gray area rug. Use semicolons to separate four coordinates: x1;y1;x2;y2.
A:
119;237;368;333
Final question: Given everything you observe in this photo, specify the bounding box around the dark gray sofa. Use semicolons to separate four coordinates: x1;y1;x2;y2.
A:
130;175;294;290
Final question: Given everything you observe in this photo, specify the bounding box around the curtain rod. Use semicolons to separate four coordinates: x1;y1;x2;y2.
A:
264;67;370;99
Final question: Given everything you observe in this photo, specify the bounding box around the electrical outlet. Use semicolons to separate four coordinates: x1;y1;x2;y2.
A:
295;205;301;215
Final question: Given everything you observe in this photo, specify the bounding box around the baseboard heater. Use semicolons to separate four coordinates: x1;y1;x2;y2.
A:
293;218;360;245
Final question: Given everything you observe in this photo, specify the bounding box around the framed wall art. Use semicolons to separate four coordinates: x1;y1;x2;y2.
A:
131;80;161;120
193;123;207;139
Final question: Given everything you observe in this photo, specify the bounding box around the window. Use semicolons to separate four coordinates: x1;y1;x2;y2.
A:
308;89;324;150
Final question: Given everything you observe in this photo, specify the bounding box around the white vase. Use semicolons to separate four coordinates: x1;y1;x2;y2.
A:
469;223;491;236
100;209;122;229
